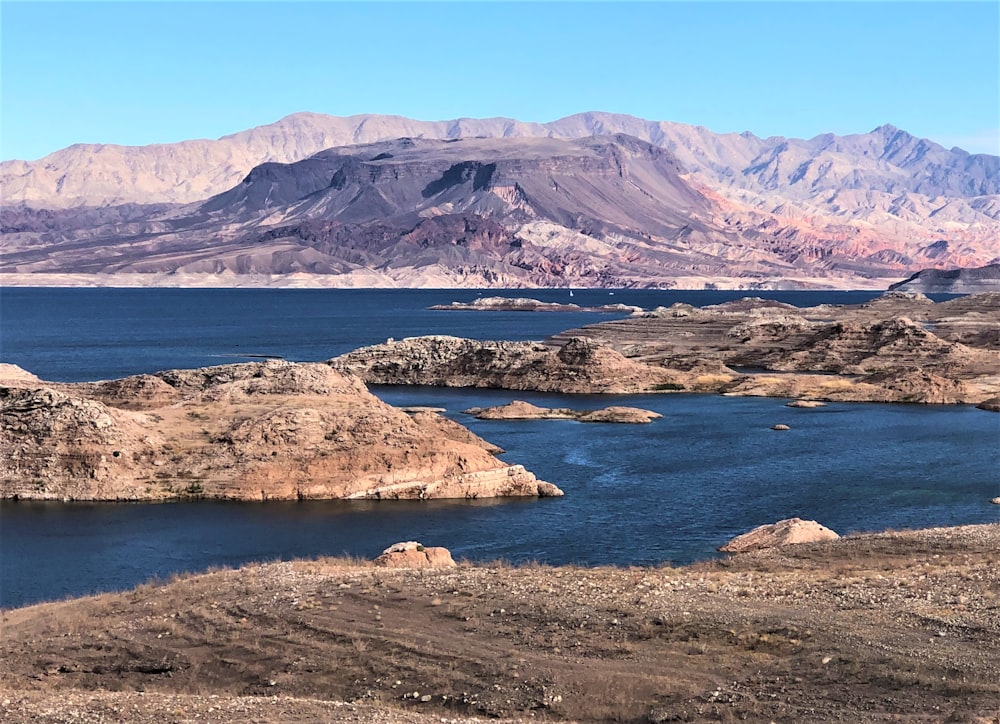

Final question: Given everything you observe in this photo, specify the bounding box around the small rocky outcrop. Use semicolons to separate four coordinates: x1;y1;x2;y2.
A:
771;424;791;431
719;518;840;552
430;296;643;313
977;398;1000;412
465;400;661;424
0;364;41;385
373;541;457;568
1;361;561;502
329;335;681;394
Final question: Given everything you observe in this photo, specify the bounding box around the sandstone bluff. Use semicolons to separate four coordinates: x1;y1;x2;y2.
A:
0;361;561;502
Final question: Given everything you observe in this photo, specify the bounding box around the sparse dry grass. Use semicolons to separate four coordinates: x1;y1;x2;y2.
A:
2;524;998;723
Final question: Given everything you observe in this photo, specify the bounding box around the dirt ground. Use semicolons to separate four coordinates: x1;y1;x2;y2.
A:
2;524;998;723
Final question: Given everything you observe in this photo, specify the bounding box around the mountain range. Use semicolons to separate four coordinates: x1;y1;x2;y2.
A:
1;112;997;289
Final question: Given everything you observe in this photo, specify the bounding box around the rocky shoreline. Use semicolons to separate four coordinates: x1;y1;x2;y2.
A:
0;361;561;502
333;292;1000;405
2;522;997;722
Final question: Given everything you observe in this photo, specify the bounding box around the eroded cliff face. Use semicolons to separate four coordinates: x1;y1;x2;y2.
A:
329;336;683;394
0;361;560;502
331;294;1000;405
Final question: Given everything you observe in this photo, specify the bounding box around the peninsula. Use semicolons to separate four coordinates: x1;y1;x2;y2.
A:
0;361;561;502
332;292;1000;406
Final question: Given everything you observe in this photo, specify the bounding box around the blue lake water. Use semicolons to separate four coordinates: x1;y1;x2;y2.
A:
0;287;996;608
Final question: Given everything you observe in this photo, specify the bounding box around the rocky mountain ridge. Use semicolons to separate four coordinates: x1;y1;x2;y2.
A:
3;132;996;289
4;112;997;211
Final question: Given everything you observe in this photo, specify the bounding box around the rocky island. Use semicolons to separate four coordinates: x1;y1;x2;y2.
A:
464;399;663;423
0;360;561;501
429;296;644;313
333;292;1000;406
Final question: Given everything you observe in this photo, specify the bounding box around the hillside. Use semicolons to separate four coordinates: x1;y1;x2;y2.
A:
2;524;998;722
3;133;997;289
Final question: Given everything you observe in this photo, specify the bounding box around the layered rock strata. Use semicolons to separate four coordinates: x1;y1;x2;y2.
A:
550;293;1000;404
330;336;683;394
0;361;560;502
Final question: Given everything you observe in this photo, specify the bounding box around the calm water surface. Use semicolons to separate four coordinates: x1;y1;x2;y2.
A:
0;288;996;608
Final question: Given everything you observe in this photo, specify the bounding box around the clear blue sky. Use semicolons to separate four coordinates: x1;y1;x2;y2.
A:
2;1;998;161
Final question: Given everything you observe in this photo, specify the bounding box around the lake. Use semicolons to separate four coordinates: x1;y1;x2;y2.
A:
1;287;996;608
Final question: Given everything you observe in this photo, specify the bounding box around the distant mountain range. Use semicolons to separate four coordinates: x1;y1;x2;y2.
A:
1;112;997;289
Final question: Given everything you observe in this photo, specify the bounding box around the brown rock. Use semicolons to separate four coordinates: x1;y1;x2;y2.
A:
977;398;1000;412
330;335;680;394
771;424;791;431
1;362;561;502
786;400;827;408
553;293;1000;406
576;406;662;424
466;400;661;424
0;364;41;385
719;518;840;552
373;541;457;568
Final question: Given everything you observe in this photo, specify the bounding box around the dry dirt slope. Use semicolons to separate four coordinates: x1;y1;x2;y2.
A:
1;524;998;723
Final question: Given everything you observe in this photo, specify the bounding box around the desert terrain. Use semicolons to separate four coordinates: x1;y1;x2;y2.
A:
2;523;998;723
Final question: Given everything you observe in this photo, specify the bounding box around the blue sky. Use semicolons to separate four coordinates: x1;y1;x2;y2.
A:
2;1;998;161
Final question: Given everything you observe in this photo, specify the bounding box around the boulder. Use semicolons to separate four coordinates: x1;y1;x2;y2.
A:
719;518;840;552
977;398;1000;412
771;424;791;431
373;541;457;568
786;400;827;408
